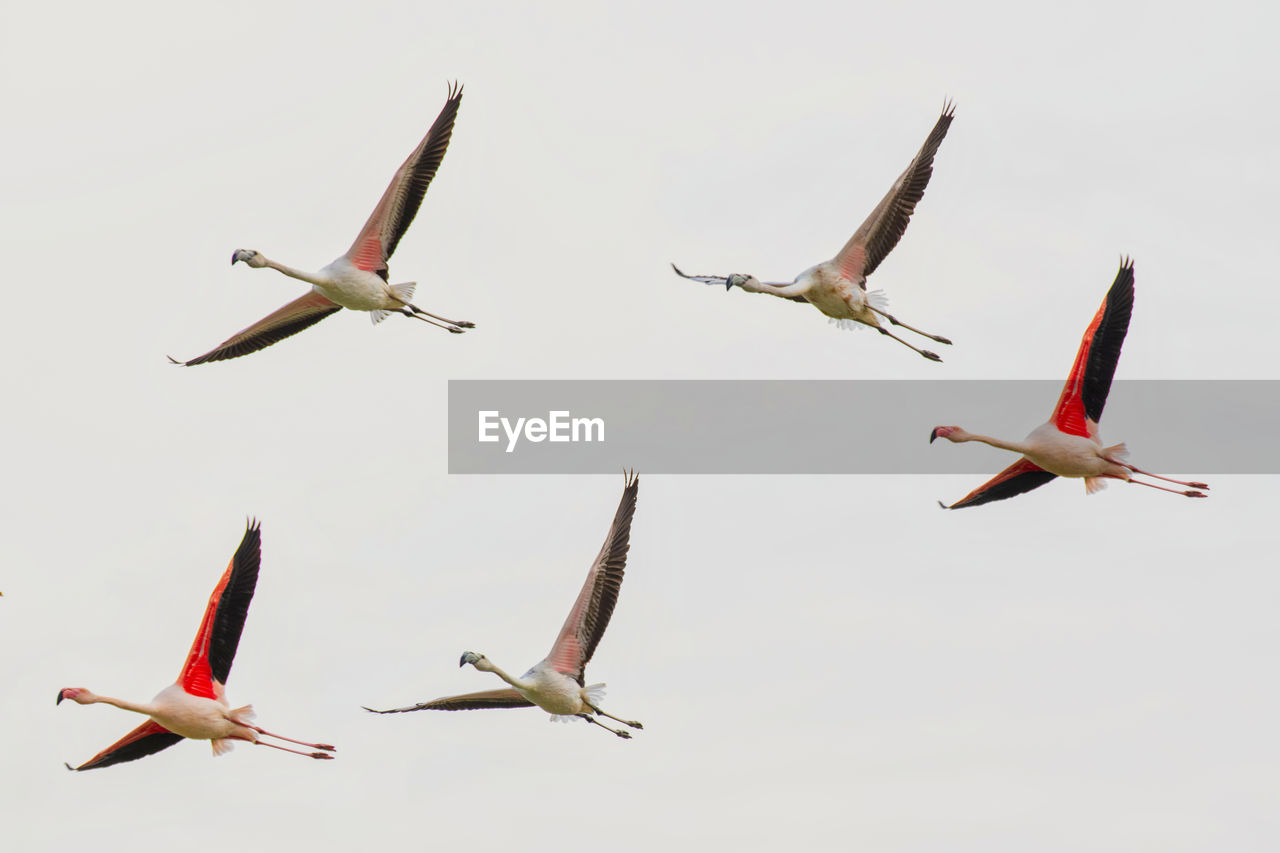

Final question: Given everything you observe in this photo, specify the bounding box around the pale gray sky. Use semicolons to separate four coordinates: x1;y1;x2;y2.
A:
2;1;1278;850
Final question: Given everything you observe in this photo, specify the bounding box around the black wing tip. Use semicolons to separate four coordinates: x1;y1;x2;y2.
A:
1114;255;1136;290
446;80;464;101
166;355;188;366
64;762;81;772
940;97;957;118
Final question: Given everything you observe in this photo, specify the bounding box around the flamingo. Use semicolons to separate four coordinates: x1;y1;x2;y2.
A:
672;102;955;362
57;521;335;770
930;258;1209;508
365;472;644;739
170;84;473;366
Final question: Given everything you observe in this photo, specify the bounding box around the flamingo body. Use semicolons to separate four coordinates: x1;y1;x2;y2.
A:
58;522;335;770
366;473;643;739
172;84;471;366
931;259;1209;508
673;102;955;361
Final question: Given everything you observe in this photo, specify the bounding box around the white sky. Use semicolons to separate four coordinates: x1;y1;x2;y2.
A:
2;1;1278;850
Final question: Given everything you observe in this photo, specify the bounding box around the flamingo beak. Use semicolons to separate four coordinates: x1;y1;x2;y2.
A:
458;654;467;667
725;280;733;291
56;690;66;705
929;428;940;444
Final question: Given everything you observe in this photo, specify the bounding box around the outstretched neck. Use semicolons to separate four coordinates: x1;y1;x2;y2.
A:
479;661;532;691
959;432;1031;455
264;258;327;286
742;278;809;299
92;693;158;717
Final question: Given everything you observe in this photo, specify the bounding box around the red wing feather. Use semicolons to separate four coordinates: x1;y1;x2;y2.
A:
944;458;1058;509
69;720;183;771
1051;259;1135;436
178;521;262;699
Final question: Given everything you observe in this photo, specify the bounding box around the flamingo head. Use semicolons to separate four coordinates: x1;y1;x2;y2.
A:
725;274;760;292
231;249;267;268
57;687;93;706
459;651;490;671
930;425;964;444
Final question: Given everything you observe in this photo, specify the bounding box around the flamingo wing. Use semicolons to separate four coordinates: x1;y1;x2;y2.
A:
363;688;535;714
671;264;807;303
1050;258;1135;437
943;458;1058;509
170;291;342;366
545;472;640;685
833;102;955;281
345;83;463;277
66;720;183;771
178;521;262;700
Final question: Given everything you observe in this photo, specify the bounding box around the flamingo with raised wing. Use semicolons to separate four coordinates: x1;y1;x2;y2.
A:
57;521;335;769
673;103;955;361
171;84;472;366
365;473;643;739
930;258;1209;508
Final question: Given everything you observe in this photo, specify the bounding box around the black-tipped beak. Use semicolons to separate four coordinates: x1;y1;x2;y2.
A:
725;281;733;291
230;251;239;266
929;428;939;444
458;654;468;668
56;690;65;705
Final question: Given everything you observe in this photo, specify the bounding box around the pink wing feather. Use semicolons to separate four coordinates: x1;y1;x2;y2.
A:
545;473;640;683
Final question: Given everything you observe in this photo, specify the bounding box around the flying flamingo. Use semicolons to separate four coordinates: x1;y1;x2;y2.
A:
672;103;955;362
170;83;473;366
57;521;335;769
930;258;1209;508
365;472;644;739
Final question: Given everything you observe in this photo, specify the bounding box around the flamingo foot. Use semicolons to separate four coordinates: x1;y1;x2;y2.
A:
1189;482;1209;490
310;752;335;759
922;350;942;362
615;730;632;739
931;335;953;345
1186;491;1207;498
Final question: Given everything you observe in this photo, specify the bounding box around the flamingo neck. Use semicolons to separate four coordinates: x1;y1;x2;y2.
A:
264;258;327;287
92;693;158;717
959;432;1031;455
744;279;809;298
481;661;531;691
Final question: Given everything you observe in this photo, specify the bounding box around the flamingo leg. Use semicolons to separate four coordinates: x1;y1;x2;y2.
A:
577;713;632;739
251;740;334;759
248;725;335;751
1117;462;1208;490
407;302;475;329
869;306;952;345
398;308;466;334
585;702;643;730
1123;477;1206;498
875;326;942;362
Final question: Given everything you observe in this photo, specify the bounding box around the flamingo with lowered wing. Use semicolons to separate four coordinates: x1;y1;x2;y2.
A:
171;84;472;366
673;103;955;361
365;473;643;739
57;521;335;769
931;258;1209;508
